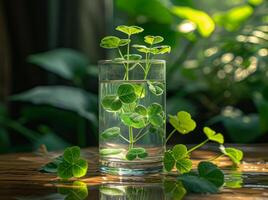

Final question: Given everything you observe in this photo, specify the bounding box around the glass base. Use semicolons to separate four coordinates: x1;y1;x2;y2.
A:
100;158;163;176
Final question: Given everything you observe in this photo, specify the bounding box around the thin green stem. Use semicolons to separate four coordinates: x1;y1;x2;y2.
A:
134;127;145;140
134;130;149;143
165;129;177;144
187;139;210;154
208;153;224;161
126;35;130;80
128;126;134;150
119;134;130;143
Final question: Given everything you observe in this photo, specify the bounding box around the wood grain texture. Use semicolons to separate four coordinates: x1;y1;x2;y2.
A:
0;144;268;200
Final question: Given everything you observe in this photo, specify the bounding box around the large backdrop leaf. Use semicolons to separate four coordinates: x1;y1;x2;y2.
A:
11;86;98;124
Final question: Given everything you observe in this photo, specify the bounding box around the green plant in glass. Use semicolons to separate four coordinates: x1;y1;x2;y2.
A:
99;25;171;175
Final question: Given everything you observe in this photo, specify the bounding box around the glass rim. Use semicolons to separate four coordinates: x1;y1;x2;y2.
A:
98;59;166;65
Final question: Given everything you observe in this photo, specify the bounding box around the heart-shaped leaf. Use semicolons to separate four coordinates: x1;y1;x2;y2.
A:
148;103;162;116
176;158;192;174
164;151;175;172
198;161;224;187
148;103;164;127
63;146;80;164
144;35;164;45
57;161;73;179
119;39;131;46
72;158;88;178
101;95;122;111
169;111;196;134
134;105;147;116
116;25;144;35
120;112;147;128
100;36;121;48
203;127;224;144
101;127;120;140
117;83;137;104
148;81;165;96
132;44;151;53
123;54;142;60
151;45;171;54
172;144;188;160
220;145;243;165
126;148;147;160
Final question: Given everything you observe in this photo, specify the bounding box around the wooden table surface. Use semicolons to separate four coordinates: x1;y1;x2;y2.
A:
0;144;268;200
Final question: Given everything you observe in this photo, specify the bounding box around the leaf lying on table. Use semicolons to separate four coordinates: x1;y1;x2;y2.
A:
39;146;88;179
220;145;243;165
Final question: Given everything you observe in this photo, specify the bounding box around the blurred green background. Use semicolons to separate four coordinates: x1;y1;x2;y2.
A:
0;0;267;153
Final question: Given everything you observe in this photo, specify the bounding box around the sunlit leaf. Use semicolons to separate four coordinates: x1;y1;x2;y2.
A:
100;36;121;48
172;6;215;37
203;127;224;144
116;25;144;35
132;44;151;53
119;39;131;46
148;81;165;96
64;146;80;164
134;105;147;116
133;84;145;98
58;181;88;200
101;95;122;111
120;113;147;128
144;35;164;45
172;144;188;160
101;127;120;140
72;159;88;178
151;45;171;54
176;158;192;174
169;111;196;134
123;54;142;60
220;145;243;165
117;83;137;104
248;0;263;5
213;5;253;31
58;161;73;179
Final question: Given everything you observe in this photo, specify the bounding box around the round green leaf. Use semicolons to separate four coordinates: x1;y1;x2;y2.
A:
128;147;146;155
101;127;120;140
72;158;88;178
144;35;164;45
198;161;224;187
176;158;192;174
123;54;142;60
116;25;144;35
149;114;163;127
58;161;73;179
148;103;162;116
169;111;196;134
133;84;145;98
100;36;121;48
172;144;188;160
101;95;122;111
203;127;224;144
100;148;124;156
132;45;151;53
137;152;148;159
126;152;137;160
117;83;137;104
134;105;147;116
148;81;164;96
220;145;243;165
120;112;147;128
164;151;175;172
119;39;130;46
63;146;80;164
151;45;171;54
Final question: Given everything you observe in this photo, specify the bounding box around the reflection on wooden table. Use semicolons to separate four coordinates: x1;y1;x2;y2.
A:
0;144;268;199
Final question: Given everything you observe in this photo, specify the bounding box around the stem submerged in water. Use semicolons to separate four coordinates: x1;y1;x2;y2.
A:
129;126;134;150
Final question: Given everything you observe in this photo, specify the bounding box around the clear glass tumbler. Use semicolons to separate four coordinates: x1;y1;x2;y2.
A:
99;59;166;175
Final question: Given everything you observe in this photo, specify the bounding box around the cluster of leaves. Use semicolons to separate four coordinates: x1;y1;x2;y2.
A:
40;146;88;179
164;111;243;175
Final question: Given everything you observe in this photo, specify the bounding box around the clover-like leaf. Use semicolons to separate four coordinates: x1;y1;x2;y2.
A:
58;160;73;179
172;144;188;160
134;105;147;116
132;44;151;53
144;35;164;45
164;151;176;172
126;147;147;160
164;180;186;200
63;146;80;164
119;39;130;46
133;84;145;98
169;111;196;134
148;81;164;96
72;158;88;178
198;161;224;187
101;95;122;111
148;103;162;116
100;148;124;156
120;112;147;128
151;45;171;54
116;25;144;35
100;36;121;48
148;103;164;127
101;127;120;140
220;145;243;165
176;158;192;174
123;54;142;60
203;127;224;144
117;83;137;104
